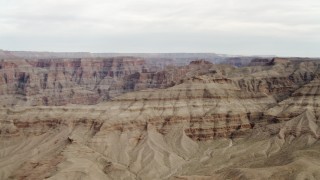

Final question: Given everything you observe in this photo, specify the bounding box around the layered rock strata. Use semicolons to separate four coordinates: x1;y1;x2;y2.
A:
0;58;320;179
0;57;181;106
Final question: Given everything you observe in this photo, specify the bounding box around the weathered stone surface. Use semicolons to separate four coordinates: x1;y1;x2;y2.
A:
1;57;320;179
0;57;182;106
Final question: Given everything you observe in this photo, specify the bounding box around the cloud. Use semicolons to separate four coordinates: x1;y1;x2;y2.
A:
0;0;319;56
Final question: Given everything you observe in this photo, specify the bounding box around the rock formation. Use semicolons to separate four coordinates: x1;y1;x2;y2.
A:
0;55;320;179
0;57;183;107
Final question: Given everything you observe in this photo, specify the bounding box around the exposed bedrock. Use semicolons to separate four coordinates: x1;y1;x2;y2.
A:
0;57;174;106
1;58;320;179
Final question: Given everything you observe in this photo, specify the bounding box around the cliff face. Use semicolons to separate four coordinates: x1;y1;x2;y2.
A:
0;58;232;107
0;57;182;106
0;58;320;179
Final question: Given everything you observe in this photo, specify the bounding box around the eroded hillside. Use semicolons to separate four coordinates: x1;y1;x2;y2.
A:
0;57;320;179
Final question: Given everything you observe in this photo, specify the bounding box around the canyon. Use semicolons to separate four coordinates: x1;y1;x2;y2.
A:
0;52;320;179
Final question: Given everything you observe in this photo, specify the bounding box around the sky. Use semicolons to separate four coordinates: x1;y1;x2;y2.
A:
0;0;319;57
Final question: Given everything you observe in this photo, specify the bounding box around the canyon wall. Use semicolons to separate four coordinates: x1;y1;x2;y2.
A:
0;57;182;106
0;57;320;179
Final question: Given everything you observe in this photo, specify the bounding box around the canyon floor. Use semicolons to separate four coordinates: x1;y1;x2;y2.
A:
0;53;320;180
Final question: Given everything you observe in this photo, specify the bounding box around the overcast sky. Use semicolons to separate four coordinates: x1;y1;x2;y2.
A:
0;0;319;57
